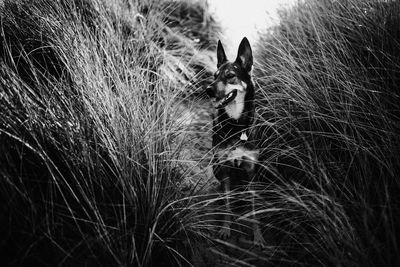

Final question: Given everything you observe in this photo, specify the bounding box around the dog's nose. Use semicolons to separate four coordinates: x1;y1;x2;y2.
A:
205;85;214;97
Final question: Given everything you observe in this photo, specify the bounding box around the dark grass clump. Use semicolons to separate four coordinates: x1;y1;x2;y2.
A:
158;0;221;95
160;0;220;50
0;0;218;266
250;0;400;265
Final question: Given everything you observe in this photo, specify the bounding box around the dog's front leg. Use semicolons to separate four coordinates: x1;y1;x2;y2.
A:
250;189;265;247
219;177;231;239
239;150;265;247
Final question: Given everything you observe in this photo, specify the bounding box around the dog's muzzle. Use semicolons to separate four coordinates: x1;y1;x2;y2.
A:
214;89;238;109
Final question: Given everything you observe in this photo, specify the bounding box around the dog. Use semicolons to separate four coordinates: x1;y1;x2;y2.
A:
206;37;265;247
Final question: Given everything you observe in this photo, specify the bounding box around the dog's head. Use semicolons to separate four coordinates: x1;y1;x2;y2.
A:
206;37;253;109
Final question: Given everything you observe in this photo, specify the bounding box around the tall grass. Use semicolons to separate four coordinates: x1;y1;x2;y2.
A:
0;0;218;266
4;0;400;266
252;0;400;265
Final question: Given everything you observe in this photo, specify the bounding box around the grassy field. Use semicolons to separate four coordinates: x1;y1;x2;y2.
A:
1;0;400;266
254;0;400;265
0;0;219;266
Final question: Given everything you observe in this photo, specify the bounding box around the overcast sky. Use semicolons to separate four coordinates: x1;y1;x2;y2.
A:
208;0;296;58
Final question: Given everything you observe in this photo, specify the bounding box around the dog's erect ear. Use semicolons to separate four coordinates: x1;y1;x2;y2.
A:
217;40;227;68
235;37;253;72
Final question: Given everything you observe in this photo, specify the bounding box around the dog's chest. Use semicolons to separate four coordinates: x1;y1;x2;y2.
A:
224;93;245;120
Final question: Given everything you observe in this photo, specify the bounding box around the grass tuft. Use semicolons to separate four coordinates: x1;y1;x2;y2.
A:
252;0;400;265
0;0;218;266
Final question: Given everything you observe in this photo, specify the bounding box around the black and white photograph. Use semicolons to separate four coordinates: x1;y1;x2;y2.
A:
1;0;400;266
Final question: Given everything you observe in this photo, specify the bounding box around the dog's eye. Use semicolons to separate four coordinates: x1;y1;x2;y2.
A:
226;73;235;79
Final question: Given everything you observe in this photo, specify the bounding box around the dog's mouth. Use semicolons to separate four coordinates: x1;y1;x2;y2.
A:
214;89;238;109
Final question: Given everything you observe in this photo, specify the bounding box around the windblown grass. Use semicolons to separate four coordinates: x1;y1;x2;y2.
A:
250;0;400;265
4;0;400;266
0;0;218;266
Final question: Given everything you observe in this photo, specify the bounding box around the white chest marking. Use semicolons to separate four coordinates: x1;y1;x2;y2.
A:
225;90;245;120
